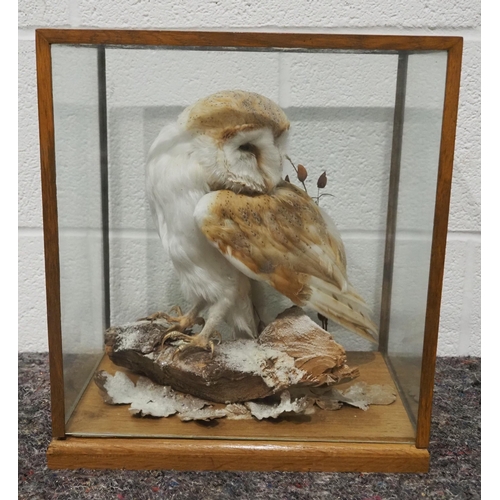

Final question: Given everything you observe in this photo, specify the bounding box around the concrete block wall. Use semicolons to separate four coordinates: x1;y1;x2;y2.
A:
18;1;480;356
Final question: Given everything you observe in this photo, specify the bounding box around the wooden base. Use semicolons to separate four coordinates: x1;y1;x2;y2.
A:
66;352;415;442
47;437;429;472
47;351;429;472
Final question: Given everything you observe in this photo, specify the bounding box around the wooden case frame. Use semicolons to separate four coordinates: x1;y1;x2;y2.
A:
36;29;462;472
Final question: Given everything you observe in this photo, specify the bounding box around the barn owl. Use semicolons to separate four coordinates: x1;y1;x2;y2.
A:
146;90;377;353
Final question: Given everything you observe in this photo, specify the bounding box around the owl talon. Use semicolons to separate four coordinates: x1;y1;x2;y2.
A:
159;330;221;357
139;311;177;323
138;312;161;322
169;305;183;317
160;331;191;349
141;307;205;334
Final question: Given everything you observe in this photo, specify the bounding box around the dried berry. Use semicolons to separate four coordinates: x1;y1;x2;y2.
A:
297;164;308;182
317;171;327;189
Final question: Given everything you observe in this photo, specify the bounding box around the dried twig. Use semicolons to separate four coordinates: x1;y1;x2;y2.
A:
285;159;330;207
285;155;308;194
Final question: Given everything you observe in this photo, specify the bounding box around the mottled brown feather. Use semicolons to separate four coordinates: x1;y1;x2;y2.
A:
198;183;348;305
180;90;290;142
197;183;378;342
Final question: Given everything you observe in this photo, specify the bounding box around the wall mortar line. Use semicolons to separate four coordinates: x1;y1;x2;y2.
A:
458;240;477;355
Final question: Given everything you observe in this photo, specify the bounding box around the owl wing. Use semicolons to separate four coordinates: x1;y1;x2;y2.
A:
194;183;378;342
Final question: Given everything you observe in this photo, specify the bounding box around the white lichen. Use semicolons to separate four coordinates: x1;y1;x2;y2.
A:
217;340;305;389
331;382;397;411
97;370;211;418
279;313;321;337
223;403;252;420
178;408;227;421
98;370;137;404
116;328;143;351
245;391;312;420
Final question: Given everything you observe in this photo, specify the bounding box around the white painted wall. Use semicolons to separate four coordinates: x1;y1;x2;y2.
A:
18;1;480;356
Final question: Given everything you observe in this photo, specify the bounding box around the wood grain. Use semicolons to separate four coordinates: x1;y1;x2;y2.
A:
66;352;415;444
47;437;429;472
36;29;461;52
36;30;66;438
416;39;463;449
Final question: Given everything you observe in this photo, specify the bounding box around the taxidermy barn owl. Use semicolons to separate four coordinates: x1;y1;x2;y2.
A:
146;90;378;353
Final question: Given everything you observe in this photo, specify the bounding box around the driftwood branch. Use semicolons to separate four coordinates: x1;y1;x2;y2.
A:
105;307;359;404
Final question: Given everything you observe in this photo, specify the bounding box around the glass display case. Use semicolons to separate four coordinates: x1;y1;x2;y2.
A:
36;30;462;472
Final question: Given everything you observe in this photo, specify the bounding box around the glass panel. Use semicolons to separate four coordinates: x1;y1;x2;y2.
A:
386;51;448;425
52;45;106;422
48;44;448;444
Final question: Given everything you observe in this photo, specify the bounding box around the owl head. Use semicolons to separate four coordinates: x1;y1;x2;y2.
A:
178;90;290;194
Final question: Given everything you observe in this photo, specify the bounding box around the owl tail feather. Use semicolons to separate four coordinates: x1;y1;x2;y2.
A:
307;276;378;343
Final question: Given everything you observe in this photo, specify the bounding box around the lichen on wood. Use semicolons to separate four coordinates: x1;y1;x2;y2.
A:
98;307;397;422
104;306;359;404
94;368;397;421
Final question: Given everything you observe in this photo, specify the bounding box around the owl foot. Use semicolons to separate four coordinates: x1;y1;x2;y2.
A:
160;330;222;357
141;306;205;333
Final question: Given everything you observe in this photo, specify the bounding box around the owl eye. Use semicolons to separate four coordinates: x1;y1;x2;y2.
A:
238;143;258;155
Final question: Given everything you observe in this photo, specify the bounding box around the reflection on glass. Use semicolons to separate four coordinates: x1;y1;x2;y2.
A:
52;45;106;421
386;51;447;426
